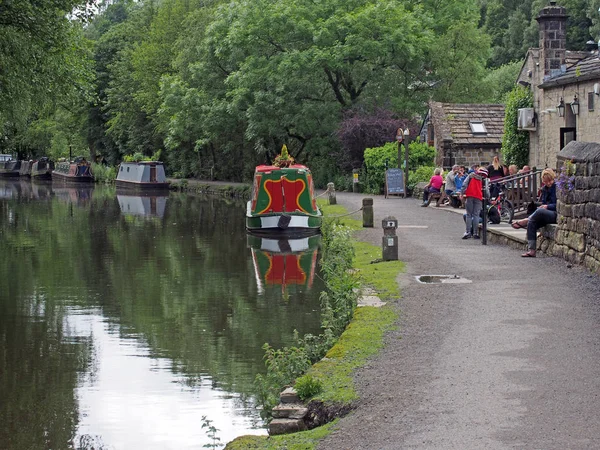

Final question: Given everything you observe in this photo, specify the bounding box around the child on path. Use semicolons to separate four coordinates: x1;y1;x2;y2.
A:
460;167;488;239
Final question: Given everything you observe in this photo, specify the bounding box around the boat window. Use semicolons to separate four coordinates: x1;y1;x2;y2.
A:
127;167;130;172
120;166;123;171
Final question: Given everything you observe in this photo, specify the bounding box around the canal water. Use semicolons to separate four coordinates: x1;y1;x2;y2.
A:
0;179;324;449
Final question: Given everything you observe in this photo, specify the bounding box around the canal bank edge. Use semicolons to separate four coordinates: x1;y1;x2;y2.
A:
168;178;251;199
225;202;404;449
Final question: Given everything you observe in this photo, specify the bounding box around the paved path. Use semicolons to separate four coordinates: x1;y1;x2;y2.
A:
318;191;600;450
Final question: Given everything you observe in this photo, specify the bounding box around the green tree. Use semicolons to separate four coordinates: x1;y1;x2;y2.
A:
0;0;93;141
481;60;523;103
430;20;491;102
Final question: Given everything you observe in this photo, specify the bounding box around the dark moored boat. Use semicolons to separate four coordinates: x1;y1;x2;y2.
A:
0;154;21;177
31;157;55;180
116;161;170;191
19;160;32;177
52;157;94;183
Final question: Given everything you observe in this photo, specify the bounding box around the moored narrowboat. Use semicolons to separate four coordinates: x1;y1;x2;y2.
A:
246;147;322;236
116;161;170;191
31;157;54;180
19;160;33;177
0;154;21;177
52;157;94;183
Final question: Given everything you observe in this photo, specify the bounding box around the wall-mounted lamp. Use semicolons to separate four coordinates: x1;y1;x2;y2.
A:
570;95;580;115
557;97;565;117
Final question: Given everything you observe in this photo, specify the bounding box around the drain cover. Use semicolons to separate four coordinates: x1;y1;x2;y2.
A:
416;274;472;284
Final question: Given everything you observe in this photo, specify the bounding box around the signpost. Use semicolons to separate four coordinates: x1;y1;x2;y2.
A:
385;168;405;198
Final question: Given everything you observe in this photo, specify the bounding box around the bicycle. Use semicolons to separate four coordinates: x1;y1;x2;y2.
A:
489;185;514;223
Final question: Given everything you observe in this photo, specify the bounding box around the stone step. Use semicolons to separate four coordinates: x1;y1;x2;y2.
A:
280;386;300;403
268;418;308;435
272;403;308;419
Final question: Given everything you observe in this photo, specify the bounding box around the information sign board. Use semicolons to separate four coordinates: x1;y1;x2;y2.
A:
385;169;405;198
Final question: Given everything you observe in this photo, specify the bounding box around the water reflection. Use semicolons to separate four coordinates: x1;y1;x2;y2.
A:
53;184;95;206
0;181;324;449
0;179;54;200
247;234;321;296
117;192;168;218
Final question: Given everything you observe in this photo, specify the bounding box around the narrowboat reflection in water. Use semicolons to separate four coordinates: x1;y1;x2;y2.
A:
52;185;94;206
247;233;321;295
0;180;20;199
117;193;168;218
0;179;53;200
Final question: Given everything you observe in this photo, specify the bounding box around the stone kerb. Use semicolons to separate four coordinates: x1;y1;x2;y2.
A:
539;141;600;274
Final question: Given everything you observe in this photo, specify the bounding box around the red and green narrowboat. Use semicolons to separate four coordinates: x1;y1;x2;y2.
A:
246;163;322;236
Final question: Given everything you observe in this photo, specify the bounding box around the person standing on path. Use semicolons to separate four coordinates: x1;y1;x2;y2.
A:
460;167;488;239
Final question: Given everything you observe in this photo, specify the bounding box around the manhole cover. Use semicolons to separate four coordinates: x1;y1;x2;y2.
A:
416;274;472;284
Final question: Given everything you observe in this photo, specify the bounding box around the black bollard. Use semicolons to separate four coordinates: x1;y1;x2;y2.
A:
382;216;398;261
482;178;488;245
362;198;374;228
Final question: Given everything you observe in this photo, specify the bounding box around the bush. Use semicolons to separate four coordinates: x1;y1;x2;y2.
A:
91;163;117;183
294;374;323;401
408;166;436;192
362;138;437;194
363;142;398;194
408;138;436;169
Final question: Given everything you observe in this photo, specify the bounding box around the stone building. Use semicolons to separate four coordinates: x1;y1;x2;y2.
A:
516;1;600;170
420;102;505;169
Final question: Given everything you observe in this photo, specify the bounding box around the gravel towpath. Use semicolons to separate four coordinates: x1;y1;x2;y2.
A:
318;191;600;450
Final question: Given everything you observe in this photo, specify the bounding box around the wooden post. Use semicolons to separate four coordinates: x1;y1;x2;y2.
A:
353;169;359;193
362;198;374;228
327;182;337;205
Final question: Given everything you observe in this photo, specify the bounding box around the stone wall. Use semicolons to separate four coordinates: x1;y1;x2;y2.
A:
537;141;600;274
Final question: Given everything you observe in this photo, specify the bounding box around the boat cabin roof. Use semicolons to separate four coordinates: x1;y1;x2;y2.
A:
121;161;164;165
254;164;310;173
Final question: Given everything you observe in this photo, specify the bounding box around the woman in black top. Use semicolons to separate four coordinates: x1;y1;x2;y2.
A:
487;155;507;198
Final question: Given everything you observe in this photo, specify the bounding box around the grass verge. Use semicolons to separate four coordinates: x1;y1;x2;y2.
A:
225;200;404;450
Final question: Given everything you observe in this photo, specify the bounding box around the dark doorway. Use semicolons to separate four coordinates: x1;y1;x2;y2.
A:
560;127;576;150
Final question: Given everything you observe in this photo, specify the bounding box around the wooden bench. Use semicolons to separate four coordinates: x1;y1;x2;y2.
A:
424;188;449;207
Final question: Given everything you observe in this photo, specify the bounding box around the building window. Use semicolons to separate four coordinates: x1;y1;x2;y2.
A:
469;121;487;135
588;92;594;112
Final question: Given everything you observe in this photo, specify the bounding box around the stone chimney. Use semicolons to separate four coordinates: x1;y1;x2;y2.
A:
536;1;568;78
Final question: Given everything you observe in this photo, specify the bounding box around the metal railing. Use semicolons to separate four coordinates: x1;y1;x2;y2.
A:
488;169;542;216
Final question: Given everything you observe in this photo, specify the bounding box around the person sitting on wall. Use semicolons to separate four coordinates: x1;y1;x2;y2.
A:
511;168;557;258
421;167;444;207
